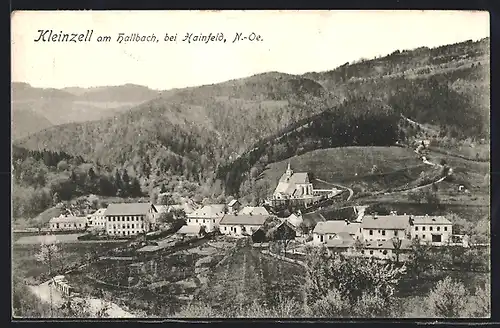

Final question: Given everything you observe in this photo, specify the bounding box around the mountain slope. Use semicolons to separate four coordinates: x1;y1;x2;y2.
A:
11;83;163;138
16;73;333;175
11;107;54;140
15;37;490;195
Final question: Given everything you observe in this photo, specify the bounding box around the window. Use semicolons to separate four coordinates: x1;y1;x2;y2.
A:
422;235;426;239
132;224;135;229
430;226;433;231
382;230;386;236
415;226;418;231
394;230;398;236
422;226;426;231
369;250;373;255
213;219;216;223
224;227;227;231
444;227;448;231
437;226;441;231
369;230;373;235
382;250;388;255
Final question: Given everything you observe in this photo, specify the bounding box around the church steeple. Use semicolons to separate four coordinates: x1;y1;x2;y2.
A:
285;162;293;178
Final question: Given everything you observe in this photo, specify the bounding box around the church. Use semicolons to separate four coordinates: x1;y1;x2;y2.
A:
270;163;316;208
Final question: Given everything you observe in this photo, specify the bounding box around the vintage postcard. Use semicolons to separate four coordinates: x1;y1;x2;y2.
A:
11;10;490;319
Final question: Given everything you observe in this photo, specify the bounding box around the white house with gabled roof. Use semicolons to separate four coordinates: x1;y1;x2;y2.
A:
186;204;226;232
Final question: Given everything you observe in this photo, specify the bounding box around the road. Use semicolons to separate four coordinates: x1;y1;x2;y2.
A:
314;178;354;201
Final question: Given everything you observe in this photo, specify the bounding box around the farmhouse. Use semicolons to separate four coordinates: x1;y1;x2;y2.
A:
324;233;357;255
104;203;158;236
271;163;316;207
227;199;241;214
252;218;297;243
286;212;303;229
49;215;87;231
360;215;412;242
186;204;226;232
239;206;270;216
359;239;412;262
168;203;195;215
219;214;269;236
87;208;107;229
410;215;453;245
312;220;361;244
176;225;203;237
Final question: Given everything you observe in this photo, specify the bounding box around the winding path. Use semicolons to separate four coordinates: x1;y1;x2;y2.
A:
314;178;354;201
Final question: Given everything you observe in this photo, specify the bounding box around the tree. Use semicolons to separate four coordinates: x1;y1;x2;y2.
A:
407;238;432;280
426;277;469;318
391;237;402;263
303;246;406;317
35;236;62;317
129;177;142;197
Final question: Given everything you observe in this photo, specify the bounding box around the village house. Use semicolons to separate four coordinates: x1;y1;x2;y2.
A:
312;220;361;244
360;215;412;242
227;199;241;214
86;208;107;229
176;225;204;237
358;239;413;262
286;211;303;230
239;206;270;216
168;203;195;215
49;215;88;231
104;203;158;236
324;232;357;255
271;163;316;207
219;214;269;236
186;204;226;232
410;215;453;245
251;218;297;243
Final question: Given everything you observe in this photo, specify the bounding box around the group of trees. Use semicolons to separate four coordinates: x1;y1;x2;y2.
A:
12;145;144;221
171;243;490;318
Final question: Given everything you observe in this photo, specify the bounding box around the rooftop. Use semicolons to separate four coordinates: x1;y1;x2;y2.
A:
228;199;239;206
104;203;155;216
219;214;269;226
313;220;360;235
361;215;411;230
238;206;269;216
412;215;452;225
176;225;201;235
187;204;226;218
49;215;88;223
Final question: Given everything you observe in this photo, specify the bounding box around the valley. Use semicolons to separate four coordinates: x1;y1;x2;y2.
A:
11;35;490;319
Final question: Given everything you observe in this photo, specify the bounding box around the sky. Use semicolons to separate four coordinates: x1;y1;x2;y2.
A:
11;10;489;91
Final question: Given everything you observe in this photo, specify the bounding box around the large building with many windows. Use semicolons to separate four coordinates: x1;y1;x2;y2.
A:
410;215;453;245
360;215;412;242
104;203;158;236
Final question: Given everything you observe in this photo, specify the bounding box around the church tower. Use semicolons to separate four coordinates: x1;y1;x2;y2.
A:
285;162;293;179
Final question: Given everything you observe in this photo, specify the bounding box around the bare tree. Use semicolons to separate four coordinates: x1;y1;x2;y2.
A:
35;236;62;317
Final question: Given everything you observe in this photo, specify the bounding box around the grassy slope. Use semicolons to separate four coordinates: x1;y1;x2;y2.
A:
263;146;427;191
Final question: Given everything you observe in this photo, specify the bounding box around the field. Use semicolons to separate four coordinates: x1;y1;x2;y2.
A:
263;146;437;194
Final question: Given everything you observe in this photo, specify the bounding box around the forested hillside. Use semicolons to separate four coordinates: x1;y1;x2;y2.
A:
14;37;490;216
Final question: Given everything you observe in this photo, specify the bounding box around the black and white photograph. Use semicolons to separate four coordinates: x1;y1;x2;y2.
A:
11;10;491;319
